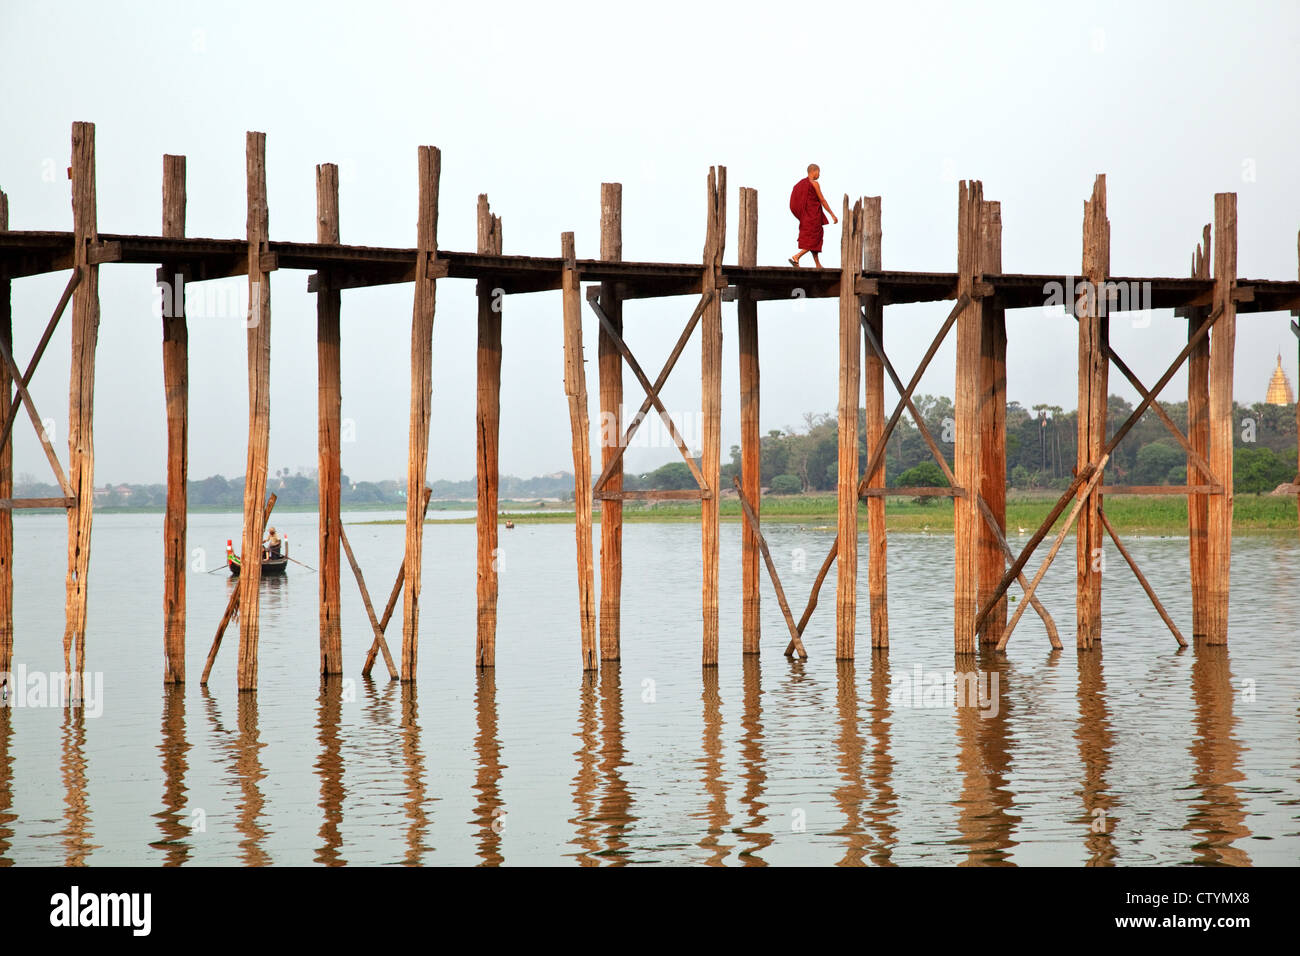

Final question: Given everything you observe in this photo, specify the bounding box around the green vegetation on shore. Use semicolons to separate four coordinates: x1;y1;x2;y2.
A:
358;492;1298;534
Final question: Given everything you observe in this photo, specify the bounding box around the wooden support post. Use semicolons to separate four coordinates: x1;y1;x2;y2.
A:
403;145;440;681
836;196;864;660
1187;225;1211;639
737;186;761;654
861;196;887;649
316;163;342;675
701;166;725;666
1206;194;1237;645
977;200;1007;646
0;190;10;676
64;121;99;681
161;156;188;683
1076;175;1109;650
598;183;623;660
237;131;272;692
953;180;984;654
561;232;597;669
476;194;502;668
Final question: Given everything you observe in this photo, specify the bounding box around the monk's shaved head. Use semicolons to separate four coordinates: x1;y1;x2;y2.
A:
807;163;819;174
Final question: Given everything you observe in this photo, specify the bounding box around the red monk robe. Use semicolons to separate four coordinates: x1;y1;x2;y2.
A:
790;177;828;252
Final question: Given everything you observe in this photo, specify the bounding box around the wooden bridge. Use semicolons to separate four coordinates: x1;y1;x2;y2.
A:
2;122;1298;690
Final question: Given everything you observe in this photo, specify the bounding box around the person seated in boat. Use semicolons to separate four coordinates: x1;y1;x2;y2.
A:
263;526;282;560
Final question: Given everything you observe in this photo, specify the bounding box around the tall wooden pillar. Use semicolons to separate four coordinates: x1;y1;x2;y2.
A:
700;167;725;666
1206;194;1237;645
953;180;984;654
737;186;761;654
65;121;100;681
476;194;502;668
1187;225;1211;640
1076;175;1109;650
237;131;272;691
161;156;188;682
403;146;440;681
862;196;888;649
977;200;1007;645
836;197;864;661
597;183;623;660
0;190;11;676
316;163;342;675
561;232;597;669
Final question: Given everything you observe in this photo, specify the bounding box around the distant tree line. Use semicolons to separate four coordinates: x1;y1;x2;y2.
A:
637;395;1297;496
15;397;1296;505
14;467;581;508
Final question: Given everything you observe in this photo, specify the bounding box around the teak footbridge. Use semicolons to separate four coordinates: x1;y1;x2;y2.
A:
2;123;1299;691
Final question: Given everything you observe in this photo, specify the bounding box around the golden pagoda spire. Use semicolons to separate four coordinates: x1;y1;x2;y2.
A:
1265;352;1294;405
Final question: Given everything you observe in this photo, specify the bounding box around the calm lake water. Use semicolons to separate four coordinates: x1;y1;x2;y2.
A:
0;509;1297;866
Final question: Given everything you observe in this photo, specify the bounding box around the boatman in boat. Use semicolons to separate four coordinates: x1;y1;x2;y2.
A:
788;164;838;269
264;526;282;560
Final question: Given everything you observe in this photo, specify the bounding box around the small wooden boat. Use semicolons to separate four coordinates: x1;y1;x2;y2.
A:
226;537;289;577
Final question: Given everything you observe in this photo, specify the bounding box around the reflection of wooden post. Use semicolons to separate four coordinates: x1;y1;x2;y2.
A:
977;200;1007;645
598;183;623;660
701;167;725;666
0;190;12;676
161;156;189;683
561;232;597;669
1187;225;1211;639
1206;194;1237;645
953;180;983;654
1076;175;1109;650
237;131;272;691
403;146;440;681
737;186;761;654
476;195;502;668
862;197;888;649
65;121;100;681
836;197;863;660
316;163;342;676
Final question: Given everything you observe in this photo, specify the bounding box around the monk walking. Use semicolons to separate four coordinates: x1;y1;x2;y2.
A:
789;164;838;267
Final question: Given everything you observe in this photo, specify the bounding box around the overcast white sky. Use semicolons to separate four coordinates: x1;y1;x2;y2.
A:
1;0;1297;485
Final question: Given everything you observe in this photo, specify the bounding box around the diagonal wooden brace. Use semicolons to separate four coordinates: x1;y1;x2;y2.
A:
862;311;1060;647
200;493;277;684
733;476;807;659
995;454;1110;651
359;486;433;678
977;305;1224;630
1102;341;1221;492
0;331;73;497
0;267;80;457
587;290;712;492
787;294;971;642
1097;507;1187;647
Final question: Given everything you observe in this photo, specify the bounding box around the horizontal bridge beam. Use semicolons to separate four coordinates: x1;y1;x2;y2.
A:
2;231;1297;312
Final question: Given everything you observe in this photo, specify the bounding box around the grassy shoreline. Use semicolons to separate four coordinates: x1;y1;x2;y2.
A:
357;493;1299;534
